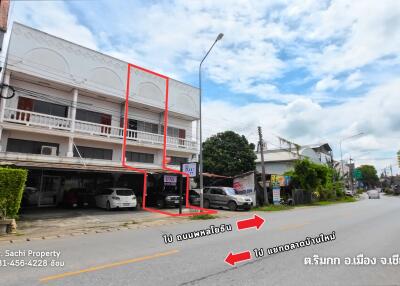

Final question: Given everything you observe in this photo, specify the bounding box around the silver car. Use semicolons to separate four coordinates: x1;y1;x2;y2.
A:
203;187;253;211
367;189;380;199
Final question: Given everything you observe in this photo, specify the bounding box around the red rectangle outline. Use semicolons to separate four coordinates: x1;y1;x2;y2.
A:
122;63;217;217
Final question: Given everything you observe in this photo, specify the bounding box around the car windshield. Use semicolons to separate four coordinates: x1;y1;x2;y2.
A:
116;189;134;196
224;188;239;195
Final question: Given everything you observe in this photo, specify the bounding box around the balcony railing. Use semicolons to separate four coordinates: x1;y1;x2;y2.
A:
3;107;71;130
3;108;197;150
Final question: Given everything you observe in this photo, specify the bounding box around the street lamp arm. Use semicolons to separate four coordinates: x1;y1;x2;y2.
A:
200;39;219;69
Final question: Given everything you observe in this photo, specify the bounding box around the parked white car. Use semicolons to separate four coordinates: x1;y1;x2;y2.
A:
345;189;354;196
95;188;137;210
367;189;380;199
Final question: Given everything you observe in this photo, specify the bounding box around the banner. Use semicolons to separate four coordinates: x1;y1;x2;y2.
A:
271;175;291;187
233;172;256;206
272;185;281;205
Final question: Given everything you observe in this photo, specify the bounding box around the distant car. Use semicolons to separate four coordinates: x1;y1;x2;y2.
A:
62;188;92;208
185;189;201;206
95;188;137;210
367;190;380;199
203;187;253;211
345;189;354;196
146;186;181;209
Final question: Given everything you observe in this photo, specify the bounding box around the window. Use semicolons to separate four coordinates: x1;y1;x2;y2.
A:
6;138;59;155
116;189;134;196
17;97;68;118
224;188;238;195
168;156;188;165
210;188;225;195
161;126;186;139
126;119;158;134
125;151;154;163
76;109;111;125
74;146;112;160
102;189;114;195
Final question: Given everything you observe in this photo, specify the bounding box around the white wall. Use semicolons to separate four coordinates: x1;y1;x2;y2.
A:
2;129;70;156
256;161;295;175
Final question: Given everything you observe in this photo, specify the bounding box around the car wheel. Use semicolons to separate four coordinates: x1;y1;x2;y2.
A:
228;201;237;211
106;201;111;211
203;199;210;208
156;199;165;209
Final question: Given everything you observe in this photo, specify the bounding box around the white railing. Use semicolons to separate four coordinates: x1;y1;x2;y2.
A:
3;107;71;130
4;107;198;150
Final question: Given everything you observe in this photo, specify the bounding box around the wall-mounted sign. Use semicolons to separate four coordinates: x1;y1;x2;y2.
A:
181;162;198;178
164;175;177;186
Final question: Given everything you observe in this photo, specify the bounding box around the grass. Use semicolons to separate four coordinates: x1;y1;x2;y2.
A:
252;205;294;212
189;214;218;220
253;196;357;211
312;196;357;206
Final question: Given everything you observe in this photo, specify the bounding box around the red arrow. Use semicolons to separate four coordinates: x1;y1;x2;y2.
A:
236;214;265;230
225;251;252;266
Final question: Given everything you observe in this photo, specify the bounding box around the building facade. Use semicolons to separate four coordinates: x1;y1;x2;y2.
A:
255;143;333;175
0;23;200;207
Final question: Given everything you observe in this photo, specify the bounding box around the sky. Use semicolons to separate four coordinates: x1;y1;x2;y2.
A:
5;0;400;174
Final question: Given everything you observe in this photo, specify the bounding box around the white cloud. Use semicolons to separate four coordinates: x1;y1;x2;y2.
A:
344;71;363;90
299;0;400;76
203;79;400;173
12;1;98;50
315;76;340;91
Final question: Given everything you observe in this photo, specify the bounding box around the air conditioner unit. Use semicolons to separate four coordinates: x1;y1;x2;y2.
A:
41;146;57;156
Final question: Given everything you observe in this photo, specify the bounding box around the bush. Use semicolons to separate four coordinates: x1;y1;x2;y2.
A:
0;167;28;219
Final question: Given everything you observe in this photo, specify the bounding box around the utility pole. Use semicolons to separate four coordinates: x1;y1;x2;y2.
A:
349;156;354;193
258;126;269;205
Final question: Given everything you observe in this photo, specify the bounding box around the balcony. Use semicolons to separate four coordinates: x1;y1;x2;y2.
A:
3;108;197;151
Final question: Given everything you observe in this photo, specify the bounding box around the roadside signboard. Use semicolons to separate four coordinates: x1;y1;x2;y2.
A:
353;169;362;179
181;162;198;178
164;175;177;186
272;184;281;205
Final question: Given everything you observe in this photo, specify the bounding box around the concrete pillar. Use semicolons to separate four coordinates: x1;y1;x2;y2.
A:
67;136;74;157
0;70;11;123
67;88;78;157
70;88;78;132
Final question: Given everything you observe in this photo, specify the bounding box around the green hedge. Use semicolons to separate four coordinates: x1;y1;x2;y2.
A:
0;168;28;219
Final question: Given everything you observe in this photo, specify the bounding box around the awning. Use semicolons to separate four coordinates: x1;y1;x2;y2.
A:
0;159;175;174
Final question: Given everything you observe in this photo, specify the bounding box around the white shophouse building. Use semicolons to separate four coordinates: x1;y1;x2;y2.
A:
0;23;200;206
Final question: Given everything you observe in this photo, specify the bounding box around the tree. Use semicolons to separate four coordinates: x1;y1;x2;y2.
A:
356;165;379;188
202;131;256;176
285;159;344;201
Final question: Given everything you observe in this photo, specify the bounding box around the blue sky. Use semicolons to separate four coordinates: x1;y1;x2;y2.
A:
7;0;400;173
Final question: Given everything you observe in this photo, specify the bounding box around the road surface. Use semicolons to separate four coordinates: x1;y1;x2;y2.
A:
1;194;400;286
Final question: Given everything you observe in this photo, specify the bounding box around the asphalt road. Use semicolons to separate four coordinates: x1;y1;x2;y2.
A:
1;194;400;286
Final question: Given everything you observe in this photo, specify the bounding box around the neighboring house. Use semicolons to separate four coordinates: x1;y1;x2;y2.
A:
255;143;333;175
0;23;199;207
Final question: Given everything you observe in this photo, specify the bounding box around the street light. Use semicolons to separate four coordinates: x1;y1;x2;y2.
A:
339;132;364;177
199;33;224;208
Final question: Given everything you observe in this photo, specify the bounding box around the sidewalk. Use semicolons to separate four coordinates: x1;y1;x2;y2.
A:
0;207;246;244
